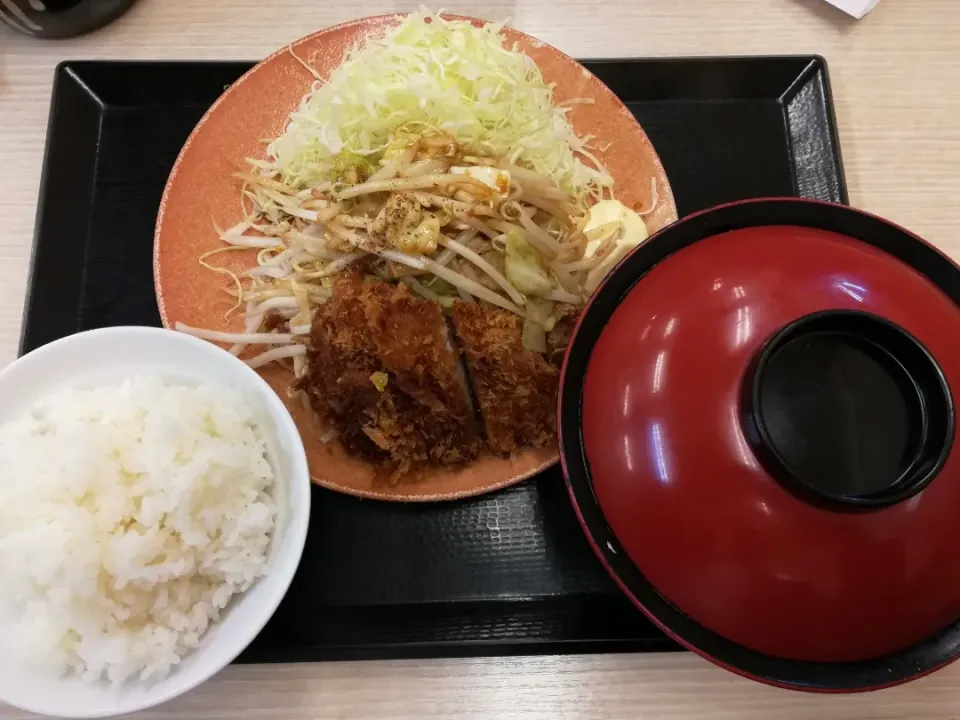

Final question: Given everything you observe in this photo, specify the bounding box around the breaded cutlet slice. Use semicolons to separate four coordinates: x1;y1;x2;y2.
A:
451;302;559;455
301;273;390;464
362;280;481;465
362;281;475;421
301;273;480;476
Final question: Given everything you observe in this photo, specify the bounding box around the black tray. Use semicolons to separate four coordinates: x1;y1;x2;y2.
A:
22;56;846;663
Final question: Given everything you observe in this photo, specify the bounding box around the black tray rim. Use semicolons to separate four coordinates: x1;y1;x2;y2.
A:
17;54;849;663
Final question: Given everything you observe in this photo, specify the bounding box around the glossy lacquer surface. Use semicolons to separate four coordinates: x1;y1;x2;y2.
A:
582;225;960;662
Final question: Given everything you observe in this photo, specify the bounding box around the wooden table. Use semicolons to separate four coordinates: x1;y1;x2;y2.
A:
2;0;959;717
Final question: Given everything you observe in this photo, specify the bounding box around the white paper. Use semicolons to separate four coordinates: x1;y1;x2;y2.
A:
824;0;879;19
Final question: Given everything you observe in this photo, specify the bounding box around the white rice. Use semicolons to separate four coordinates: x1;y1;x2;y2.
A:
0;375;276;684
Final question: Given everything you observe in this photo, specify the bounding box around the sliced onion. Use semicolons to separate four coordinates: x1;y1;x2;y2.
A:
440;236;524;306
400;158;449;177
516;191;574;224
222;235;278;249
411;191;497;217
308;251;366;277
326;222;380;255
247;265;291;279
455;213;499;239
245;344;308;369
262;248;297;267
232;171;300;196
550;263;579;293
285;207;320;221
337;173;492;199
422;260;522;315
514;206;563;257
229;302;263;356
252;296;298;314
282;231;342;259
381;249;427;270
554;255;603;272
537;289;583;304
176;323;294;345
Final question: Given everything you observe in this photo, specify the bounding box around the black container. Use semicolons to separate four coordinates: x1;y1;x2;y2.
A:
0;0;137;38
22;56;846;663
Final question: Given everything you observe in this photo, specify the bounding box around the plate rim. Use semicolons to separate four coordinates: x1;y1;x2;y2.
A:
152;12;677;502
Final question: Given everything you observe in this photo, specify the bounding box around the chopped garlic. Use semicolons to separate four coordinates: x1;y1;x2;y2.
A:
370;372;389;392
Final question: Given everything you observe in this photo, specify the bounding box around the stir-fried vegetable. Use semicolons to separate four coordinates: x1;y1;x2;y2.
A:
504;230;552;296
184;11;655;365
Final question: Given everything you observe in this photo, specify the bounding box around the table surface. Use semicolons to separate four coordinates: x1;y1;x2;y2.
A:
2;0;960;717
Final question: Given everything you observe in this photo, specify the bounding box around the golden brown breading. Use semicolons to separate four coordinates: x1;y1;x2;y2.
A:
300;273;480;479
451;302;558;455
364;279;481;467
300;274;385;462
363;280;474;422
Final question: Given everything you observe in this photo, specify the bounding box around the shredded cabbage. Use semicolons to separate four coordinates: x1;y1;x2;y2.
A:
265;9;612;208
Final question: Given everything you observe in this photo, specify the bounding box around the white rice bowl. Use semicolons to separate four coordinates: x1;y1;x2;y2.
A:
0;326;310;718
0;376;277;683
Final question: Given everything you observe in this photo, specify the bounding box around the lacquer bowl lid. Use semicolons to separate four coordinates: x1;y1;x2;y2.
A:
560;198;960;691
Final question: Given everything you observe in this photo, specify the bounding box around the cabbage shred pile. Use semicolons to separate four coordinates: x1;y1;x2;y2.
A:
265;11;613;209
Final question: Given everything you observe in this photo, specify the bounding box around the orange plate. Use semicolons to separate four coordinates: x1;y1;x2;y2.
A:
154;13;677;502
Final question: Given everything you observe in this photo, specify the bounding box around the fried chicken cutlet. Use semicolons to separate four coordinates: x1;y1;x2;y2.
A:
451;302;558;455
300;273;480;478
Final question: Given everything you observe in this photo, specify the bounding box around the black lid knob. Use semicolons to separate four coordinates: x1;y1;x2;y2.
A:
741;310;954;510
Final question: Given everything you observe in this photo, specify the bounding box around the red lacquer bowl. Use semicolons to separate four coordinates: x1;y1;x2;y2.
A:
559;198;960;691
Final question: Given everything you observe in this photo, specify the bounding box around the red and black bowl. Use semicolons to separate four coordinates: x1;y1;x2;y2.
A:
558;197;960;692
